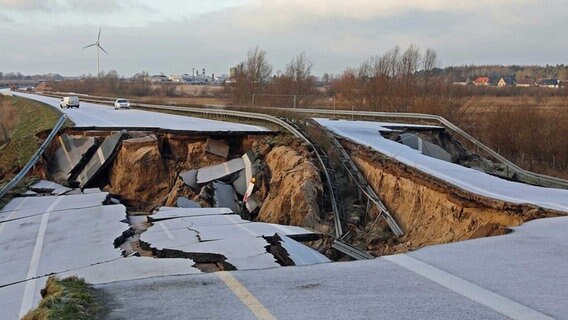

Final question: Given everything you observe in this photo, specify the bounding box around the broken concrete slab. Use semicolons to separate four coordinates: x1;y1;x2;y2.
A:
213;182;239;213
173;238;280;270
176;197;201;208
0;193;127;318
122;134;158;148
150;207;234;221
196;158;245;184
232;169;248;196
51;133;97;182
233;152;258;196
180;170;198;191
398;133;453;162
57;256;200;285
190;221;317;242
205;138;229;158
75;130;127;188
245;194;261;212
29;180;72;195
275;233;330;266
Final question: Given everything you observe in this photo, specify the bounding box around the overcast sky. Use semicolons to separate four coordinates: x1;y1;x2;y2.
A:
0;0;566;77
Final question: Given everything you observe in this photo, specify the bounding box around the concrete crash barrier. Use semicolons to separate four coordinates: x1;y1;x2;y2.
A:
75;130;128;188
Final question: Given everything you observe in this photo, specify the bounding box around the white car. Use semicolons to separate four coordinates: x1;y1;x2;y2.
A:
60;96;80;109
114;98;130;110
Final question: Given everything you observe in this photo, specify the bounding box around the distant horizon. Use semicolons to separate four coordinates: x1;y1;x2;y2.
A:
2;63;568;79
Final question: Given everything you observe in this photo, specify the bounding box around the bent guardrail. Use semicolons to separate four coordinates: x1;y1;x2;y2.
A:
35;91;568;189
291;108;568;190
0;114;68;199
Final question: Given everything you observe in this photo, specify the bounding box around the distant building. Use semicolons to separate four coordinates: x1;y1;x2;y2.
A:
150;75;170;83
516;79;535;87
536;78;559;88
452;77;472;86
181;72;224;85
497;76;516;87
168;75;183;83
473;76;491;86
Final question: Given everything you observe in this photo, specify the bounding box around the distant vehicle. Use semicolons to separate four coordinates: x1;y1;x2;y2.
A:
60;96;80;109
114;98;130;110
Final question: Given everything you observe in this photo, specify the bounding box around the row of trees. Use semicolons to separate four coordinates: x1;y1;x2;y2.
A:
230;47;318;107
330;45;441;112
230;45;452;112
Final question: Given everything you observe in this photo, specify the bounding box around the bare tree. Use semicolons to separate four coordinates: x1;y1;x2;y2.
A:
422;48;439;94
232;46;273;104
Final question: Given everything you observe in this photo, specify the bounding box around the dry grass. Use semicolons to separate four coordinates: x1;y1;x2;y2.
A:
0;96;19;144
23;276;99;320
0;96;61;182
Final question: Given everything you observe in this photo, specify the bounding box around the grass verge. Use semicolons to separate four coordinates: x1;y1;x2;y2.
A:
0;95;71;209
23;276;101;320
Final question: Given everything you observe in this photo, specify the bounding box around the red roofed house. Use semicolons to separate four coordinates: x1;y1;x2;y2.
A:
473;76;491;86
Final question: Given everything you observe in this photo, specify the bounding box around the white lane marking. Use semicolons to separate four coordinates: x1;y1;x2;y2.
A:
383;254;554;320
58;136;73;164
223;216;258;237
243;154;252;186
217;271;277;320
18;197;63;318
158;222;175;240
96;148;105;164
0;198;29;236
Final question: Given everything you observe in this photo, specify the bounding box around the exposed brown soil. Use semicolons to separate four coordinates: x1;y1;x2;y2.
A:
256;141;330;234
341;139;564;256
108;135;170;211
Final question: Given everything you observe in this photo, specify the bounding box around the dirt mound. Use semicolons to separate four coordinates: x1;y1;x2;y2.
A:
108;135;169;211
342;140;561;255
257;145;329;233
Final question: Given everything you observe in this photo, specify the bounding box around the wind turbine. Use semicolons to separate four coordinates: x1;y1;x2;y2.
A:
83;27;109;77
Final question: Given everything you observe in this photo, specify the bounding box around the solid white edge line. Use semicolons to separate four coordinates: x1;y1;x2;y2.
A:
18;197;63;318
217;271;277;320
383;254;554;320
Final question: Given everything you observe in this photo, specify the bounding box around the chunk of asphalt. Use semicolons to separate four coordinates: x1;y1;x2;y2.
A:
176;197;201;208
179;170;198;191
196;158;245;184
76;130;128;188
213;182;239;213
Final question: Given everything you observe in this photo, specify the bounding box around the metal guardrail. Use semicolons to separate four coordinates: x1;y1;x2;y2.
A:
311;121;404;237
54;93;568;189
290;108;568;189
0;114;68;199
332;240;375;260
282;119;344;238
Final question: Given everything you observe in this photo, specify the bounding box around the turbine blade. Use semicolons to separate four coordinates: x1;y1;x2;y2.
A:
83;43;97;49
98;44;109;55
97;27;101;42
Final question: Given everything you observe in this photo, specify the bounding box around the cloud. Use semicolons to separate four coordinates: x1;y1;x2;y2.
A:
0;0;58;11
242;0;532;21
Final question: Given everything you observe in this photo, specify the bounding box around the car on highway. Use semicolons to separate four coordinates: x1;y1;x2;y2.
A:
114;98;131;110
60;96;80;109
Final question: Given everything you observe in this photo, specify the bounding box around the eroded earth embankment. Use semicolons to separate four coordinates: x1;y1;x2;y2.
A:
342;139;563;255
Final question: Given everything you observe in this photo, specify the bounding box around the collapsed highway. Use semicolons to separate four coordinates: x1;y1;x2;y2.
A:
1;90;568;319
